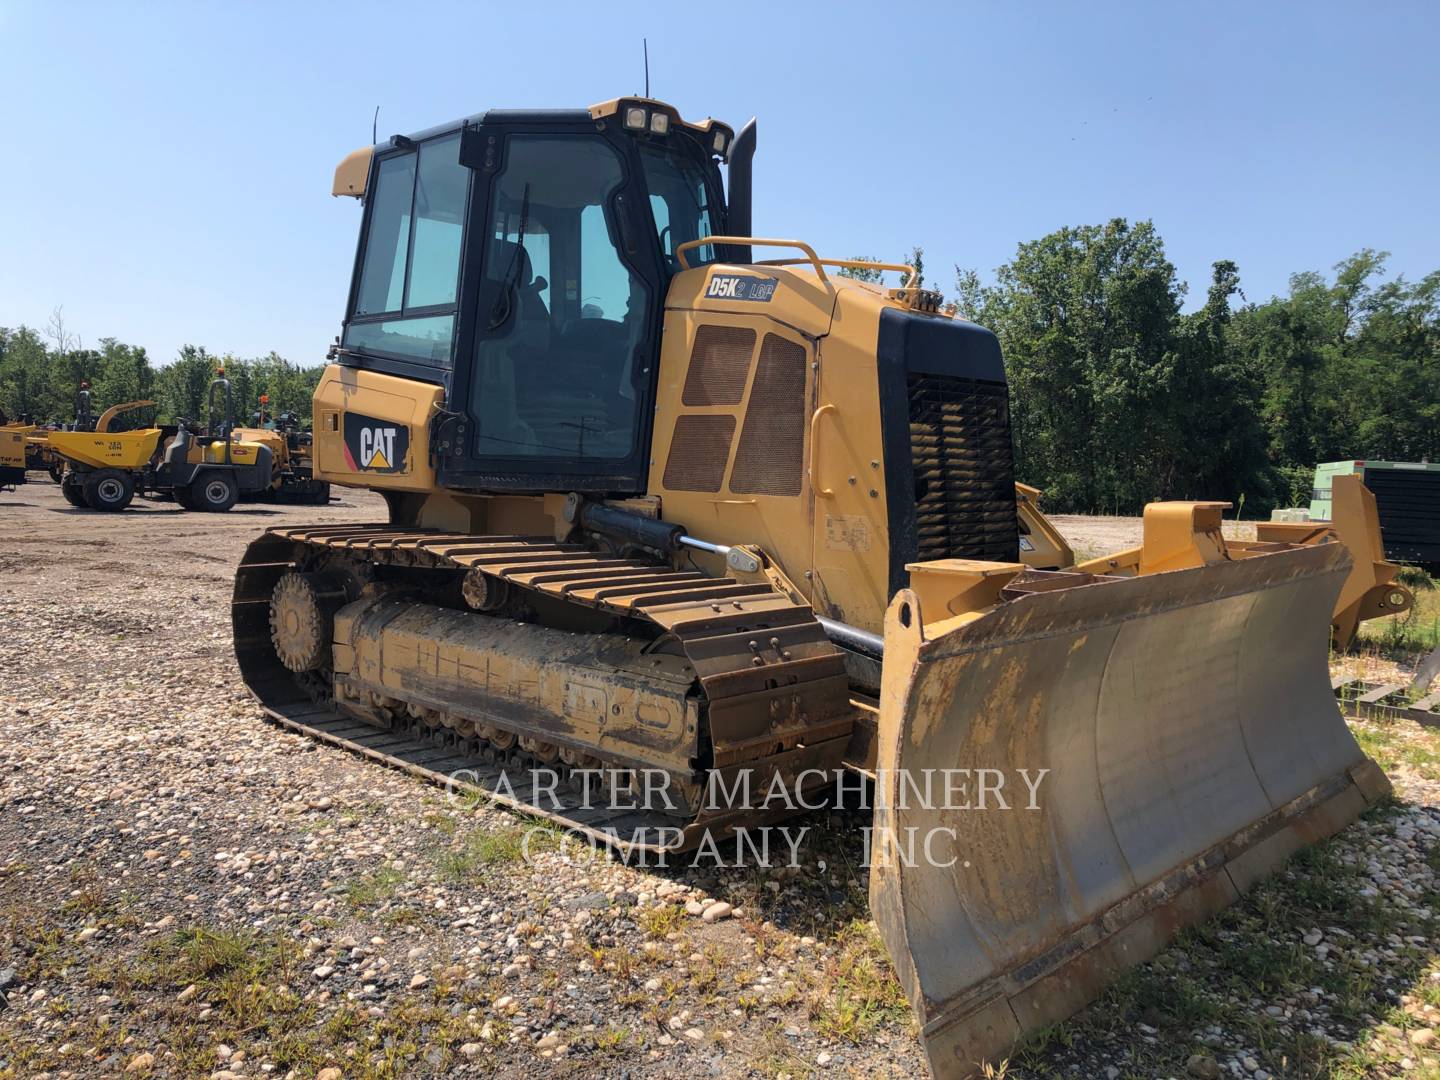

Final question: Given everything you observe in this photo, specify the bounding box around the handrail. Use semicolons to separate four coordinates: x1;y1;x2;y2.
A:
675;237;921;292
675;236;830;283
758;255;918;284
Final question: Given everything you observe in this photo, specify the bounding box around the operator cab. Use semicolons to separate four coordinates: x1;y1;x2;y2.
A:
334;98;737;494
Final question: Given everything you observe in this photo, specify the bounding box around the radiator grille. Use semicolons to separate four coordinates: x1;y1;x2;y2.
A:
663;414;735;493
907;375;1018;562
681;325;755;406
730;334;806;496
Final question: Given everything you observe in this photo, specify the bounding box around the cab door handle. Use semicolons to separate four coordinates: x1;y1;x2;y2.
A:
809;404;837;499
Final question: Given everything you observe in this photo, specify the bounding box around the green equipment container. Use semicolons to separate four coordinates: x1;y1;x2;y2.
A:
1310;460;1440;566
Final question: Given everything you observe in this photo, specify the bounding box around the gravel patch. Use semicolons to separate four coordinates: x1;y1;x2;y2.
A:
2;481;1436;1079
1048;513;1257;564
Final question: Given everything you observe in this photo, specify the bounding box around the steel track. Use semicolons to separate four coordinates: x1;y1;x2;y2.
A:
233;523;856;852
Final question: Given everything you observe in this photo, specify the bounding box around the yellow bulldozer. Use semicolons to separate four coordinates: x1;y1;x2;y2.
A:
231;98;1388;1076
231;395;331;505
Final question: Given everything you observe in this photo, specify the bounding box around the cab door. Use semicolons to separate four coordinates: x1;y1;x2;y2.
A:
443;123;666;493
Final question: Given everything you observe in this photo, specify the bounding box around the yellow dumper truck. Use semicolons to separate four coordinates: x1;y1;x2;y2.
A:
48;378;279;511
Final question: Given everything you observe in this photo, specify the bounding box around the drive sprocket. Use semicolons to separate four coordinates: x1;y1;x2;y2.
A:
269;571;346;673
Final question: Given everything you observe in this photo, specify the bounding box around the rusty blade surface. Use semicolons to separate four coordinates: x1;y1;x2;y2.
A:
870;542;1389;1078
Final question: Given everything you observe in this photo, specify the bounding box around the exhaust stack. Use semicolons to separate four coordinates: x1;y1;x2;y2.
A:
724;117;757;264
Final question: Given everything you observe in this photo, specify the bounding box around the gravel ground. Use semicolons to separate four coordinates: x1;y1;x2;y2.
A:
1;479;1437;1079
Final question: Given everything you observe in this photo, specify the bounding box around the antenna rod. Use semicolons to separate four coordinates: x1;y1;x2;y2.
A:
643;38;650;98
372;105;379;145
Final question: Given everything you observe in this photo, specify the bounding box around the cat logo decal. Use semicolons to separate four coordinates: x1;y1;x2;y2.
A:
342;413;409;473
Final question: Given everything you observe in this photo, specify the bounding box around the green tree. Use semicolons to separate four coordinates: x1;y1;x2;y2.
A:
1349;270;1440;461
1231;250;1439;474
1166;261;1273;504
92;338;155;410
837;256;884;284
54;348;103;418
836;246;925;288
154;345;220;424
244;351;323;423
951;267;984;320
901;245;924;289
969;218;1184;513
0;327;55;421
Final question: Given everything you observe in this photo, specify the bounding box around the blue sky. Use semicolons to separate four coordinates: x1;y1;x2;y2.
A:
3;1;1437;366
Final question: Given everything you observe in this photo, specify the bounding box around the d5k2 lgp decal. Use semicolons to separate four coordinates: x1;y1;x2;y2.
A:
704;273;778;302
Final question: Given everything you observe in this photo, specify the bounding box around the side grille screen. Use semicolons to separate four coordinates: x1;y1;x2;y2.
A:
730;334;806;496
681;325;755;406
908;375;1019;562
663;414;736;492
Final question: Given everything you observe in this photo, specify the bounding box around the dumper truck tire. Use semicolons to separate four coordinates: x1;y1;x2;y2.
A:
61;475;87;507
191;471;238;513
82;469;134;512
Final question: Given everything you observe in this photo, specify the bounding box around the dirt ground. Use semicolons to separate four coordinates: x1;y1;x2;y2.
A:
2;479;1437;1080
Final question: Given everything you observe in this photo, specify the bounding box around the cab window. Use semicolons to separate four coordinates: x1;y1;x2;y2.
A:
346;133;469;364
470;135;650;461
638;142;718;272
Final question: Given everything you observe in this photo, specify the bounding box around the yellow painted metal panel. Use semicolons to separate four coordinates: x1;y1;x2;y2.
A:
47;429;162;470
312;364;442;493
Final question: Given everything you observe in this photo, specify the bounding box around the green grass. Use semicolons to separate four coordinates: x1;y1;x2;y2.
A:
168;925;271;981
14;917;501;1080
429;822;556;883
805;919;912;1044
1011;801;1439;1079
637;901;686;939
592;1025;634;1056
344;865;405;910
59;862;109;918
1354;717;1440;782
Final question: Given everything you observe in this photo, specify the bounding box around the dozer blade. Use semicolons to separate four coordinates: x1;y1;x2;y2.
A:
870;542;1390;1078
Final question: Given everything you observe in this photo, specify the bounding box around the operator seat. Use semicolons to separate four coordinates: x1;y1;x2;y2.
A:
164;423;196;486
472;239;545;454
516;316;635;458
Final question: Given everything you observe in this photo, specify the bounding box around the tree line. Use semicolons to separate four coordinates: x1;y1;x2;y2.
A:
849;221;1439;515
7;221;1437;517
0;314;323;431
